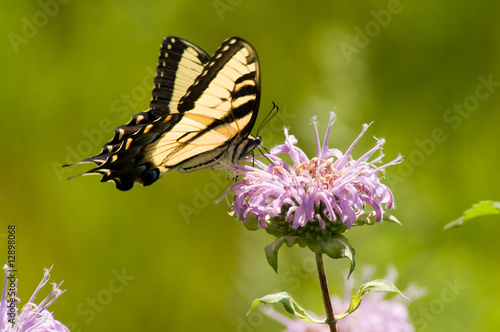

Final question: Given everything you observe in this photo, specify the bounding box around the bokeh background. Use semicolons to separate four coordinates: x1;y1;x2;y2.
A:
2;0;499;331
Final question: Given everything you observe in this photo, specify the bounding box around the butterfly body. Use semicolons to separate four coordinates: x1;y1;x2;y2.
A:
67;36;261;191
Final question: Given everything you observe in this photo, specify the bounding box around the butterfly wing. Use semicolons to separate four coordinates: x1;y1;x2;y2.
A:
66;37;261;191
150;37;261;173
150;37;211;116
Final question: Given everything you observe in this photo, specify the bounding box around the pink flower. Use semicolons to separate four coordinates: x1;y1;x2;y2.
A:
1;266;69;332
224;113;402;231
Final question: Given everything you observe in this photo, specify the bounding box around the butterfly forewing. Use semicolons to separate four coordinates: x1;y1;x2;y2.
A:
150;37;261;173
66;36;261;191
150;37;211;114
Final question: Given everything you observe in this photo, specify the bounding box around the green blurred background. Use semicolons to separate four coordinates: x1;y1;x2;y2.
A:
1;0;499;331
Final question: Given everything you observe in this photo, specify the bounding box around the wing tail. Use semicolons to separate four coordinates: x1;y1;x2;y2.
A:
65;114;182;190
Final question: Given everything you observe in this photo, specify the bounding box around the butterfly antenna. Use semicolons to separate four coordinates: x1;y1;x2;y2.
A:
255;102;279;137
252;102;279;167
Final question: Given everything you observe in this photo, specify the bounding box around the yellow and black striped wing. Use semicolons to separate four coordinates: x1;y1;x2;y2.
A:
66;37;261;191
148;37;261;173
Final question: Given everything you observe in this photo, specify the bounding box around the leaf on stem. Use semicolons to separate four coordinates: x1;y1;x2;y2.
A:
444;201;500;229
265;235;299;273
248;292;324;324
307;234;356;277
336;279;408;320
264;234;356;276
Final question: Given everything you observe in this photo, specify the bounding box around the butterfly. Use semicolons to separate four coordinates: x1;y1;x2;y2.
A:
65;36;262;191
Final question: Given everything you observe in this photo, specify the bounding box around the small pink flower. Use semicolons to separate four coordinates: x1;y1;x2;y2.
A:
1;265;69;332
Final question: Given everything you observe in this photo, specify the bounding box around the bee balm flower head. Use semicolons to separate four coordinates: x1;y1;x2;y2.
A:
1;265;69;332
224;113;402;237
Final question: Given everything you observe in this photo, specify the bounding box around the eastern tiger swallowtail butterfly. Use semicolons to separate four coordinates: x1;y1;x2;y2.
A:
65;36;262;191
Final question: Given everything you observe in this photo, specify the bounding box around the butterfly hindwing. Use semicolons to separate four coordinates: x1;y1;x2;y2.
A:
66;36;261;191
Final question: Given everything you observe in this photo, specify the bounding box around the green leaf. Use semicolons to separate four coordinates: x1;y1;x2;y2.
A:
227;211;260;231
444;201;500;229
354;211;402;226
242;216;260;231
265;236;299;273
248;292;324;324
307;234;355;277
382;211;402;225
336;279;408;320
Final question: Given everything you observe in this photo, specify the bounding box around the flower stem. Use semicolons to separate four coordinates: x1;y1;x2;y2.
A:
315;253;337;332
